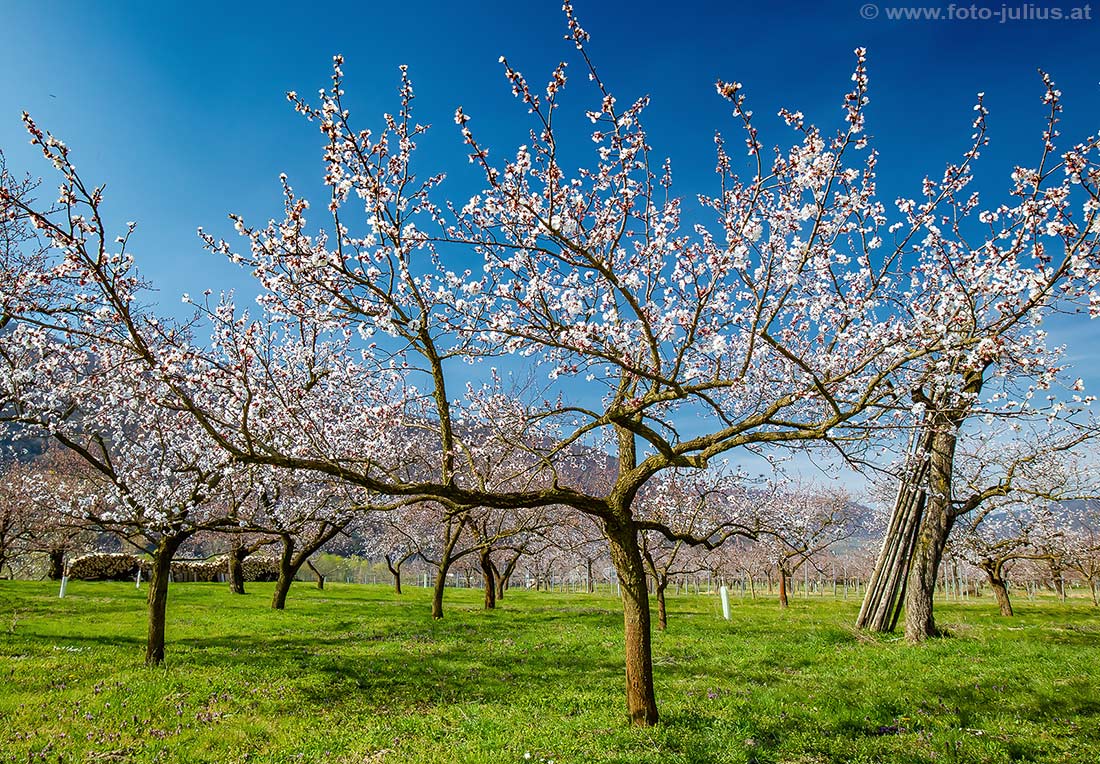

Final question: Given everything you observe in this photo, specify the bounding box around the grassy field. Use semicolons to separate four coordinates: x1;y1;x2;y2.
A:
0;580;1098;763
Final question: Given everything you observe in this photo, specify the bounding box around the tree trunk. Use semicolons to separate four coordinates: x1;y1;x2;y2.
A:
479;548;496;610
778;565;790;609
431;563;449;619
494;564;507;601
986;569;1014;617
904;427;957;642
306;559;325;590
228;542;247;595
272;570;293;609
146;535;184;667
46;547;66;580
1050;564;1066;601
655;579;668;631
272;536;296;610
386;555;402;594
604;516;659;727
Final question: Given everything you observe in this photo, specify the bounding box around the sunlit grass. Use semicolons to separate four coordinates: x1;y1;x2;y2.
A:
1;579;1097;763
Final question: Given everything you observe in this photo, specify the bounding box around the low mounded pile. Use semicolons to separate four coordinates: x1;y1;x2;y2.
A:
66;553;283;582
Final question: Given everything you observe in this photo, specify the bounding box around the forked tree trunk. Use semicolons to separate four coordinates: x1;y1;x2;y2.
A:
984;567;1014;617
386;555;403;594
146;535;185;667
904;428;957;642
778;566;790;609
431;518;465;619
271;524;344;609
479;548;496;609
489;551;521;602
306;559;325;590
493;560;510;601
604;516;659;727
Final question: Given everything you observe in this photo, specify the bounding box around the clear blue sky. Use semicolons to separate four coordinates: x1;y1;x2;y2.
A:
2;0;1098;408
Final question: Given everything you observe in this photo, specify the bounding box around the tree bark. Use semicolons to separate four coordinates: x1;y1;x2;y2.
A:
479;548;496;610
306;559;325;590
272;535;296;610
655;579;668;631
385;555;403;594
985;568;1014;617
1050;563;1066;601
492;561;508;601
431;517;464;619
489;551;520;602
146;535;185;667
271;523;343;609
904;427;957;642
47;547;66;581
778;565;790;609
604;516;659;727
431;562;449;619
228;541;248;595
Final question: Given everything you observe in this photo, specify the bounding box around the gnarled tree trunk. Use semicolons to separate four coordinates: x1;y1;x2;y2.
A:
983;561;1014;617
778;565;790;609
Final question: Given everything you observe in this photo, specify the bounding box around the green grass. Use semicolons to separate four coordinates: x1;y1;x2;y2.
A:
1;580;1098;763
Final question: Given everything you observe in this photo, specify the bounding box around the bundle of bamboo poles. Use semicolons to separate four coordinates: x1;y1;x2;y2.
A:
856;427;934;632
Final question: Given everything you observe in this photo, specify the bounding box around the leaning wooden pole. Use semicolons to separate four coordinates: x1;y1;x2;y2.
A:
857;426;933;632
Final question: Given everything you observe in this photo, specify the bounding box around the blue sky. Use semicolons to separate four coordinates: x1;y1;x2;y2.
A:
2;0;1098;484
